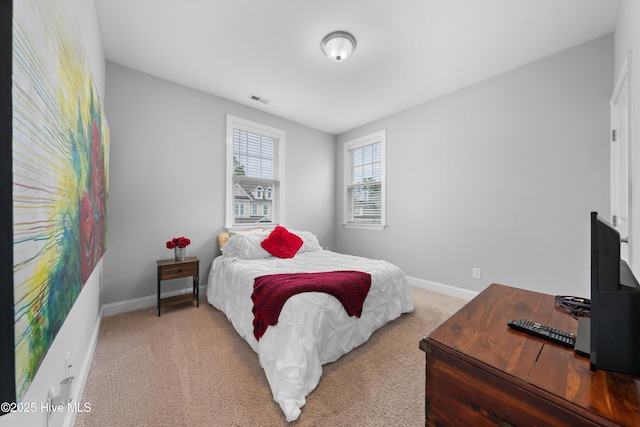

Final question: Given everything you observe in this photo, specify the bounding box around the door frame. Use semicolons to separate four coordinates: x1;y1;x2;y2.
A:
610;51;633;264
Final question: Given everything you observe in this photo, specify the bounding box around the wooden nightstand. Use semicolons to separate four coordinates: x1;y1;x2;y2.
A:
156;256;200;316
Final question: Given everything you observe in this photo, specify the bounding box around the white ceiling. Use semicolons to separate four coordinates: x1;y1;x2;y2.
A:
95;0;620;135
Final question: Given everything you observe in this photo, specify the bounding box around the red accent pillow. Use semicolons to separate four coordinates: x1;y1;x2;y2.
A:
261;226;304;258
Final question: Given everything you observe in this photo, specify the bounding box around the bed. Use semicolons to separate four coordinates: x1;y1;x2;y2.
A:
206;227;414;421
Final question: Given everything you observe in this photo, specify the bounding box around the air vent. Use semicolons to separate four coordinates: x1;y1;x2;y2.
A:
248;93;269;104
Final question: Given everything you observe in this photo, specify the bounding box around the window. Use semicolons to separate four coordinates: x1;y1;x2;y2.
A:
344;130;386;230
226;115;285;229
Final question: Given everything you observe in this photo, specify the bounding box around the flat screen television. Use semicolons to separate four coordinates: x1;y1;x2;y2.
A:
576;212;640;374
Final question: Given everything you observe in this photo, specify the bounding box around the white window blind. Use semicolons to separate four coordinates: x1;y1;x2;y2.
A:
226;115;284;229
344;130;386;229
232;129;277;180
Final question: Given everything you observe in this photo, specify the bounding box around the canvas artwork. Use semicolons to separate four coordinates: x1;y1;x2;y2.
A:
11;0;109;401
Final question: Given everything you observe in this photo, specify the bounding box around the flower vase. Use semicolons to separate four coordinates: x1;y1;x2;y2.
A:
174;247;186;262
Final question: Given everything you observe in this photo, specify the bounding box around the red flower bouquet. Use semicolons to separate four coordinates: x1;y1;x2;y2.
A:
166;236;191;249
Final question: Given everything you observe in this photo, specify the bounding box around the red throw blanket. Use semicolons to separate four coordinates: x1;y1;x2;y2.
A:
251;270;372;340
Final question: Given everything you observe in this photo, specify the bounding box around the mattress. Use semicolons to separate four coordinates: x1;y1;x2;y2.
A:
206;249;414;421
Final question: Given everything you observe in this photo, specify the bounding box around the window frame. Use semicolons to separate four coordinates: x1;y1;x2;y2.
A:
343;130;386;230
226;115;285;230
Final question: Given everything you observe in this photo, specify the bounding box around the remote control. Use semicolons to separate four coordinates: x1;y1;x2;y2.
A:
507;319;576;348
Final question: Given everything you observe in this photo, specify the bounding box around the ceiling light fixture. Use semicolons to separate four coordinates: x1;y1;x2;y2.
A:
321;31;356;63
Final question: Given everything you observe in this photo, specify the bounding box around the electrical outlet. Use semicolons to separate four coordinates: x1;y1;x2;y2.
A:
472;267;482;279
65;352;71;378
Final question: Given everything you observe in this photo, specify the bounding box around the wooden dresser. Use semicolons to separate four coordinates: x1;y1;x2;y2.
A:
419;283;640;426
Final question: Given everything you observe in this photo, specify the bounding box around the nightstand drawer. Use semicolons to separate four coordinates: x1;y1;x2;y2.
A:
159;262;197;280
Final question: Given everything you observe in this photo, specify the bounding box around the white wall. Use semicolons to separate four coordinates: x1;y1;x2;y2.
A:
336;35;613;298
1;1;105;426
615;1;640;273
101;63;336;307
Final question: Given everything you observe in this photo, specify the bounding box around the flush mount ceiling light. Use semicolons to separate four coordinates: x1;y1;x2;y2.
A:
321;31;357;63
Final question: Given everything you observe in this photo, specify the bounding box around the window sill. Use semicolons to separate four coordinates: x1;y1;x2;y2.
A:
343;223;386;231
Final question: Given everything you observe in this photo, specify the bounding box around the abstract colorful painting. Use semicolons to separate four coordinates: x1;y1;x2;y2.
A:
11;0;109;401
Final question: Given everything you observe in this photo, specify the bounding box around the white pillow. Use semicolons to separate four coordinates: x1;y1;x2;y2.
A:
289;230;322;253
218;227;263;248
221;231;272;259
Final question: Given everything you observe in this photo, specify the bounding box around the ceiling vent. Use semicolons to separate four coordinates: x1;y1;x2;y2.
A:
249;93;269;104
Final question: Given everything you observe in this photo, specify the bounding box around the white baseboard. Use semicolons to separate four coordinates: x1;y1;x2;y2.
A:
102;285;208;317
406;276;478;301
63;305;104;427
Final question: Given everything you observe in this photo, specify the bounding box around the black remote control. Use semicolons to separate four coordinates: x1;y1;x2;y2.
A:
507;319;576;348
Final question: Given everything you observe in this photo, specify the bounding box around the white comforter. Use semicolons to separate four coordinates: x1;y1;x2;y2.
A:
206;249;414;421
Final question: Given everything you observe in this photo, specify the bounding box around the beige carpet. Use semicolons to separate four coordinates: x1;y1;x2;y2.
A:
75;287;467;426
